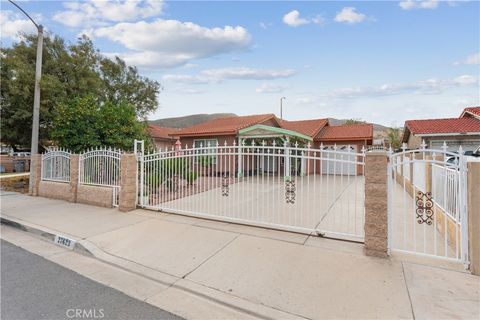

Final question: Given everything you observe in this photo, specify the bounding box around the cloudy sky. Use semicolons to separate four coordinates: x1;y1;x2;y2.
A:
1;0;479;126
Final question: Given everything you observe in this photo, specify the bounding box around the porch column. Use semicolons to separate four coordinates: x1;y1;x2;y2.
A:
237;137;243;178
284;139;290;180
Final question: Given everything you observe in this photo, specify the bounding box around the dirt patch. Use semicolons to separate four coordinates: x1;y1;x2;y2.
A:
0;176;29;194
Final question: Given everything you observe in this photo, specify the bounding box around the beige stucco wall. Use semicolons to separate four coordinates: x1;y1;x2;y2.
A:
152;138;175;150
77;184;114;208
406;135;422;149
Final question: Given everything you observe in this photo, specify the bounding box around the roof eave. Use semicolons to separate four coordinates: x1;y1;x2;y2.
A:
415;132;480;137
315;136;373;142
175;131;237;138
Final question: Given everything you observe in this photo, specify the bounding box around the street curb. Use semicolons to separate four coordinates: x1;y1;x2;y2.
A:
0;215;305;320
0;216;93;256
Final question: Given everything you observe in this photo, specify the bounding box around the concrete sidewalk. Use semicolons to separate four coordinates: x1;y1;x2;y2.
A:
1;192;479;320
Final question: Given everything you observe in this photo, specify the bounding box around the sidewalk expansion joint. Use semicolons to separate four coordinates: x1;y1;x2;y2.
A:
183;277;313;320
401;262;416;320
181;233;240;280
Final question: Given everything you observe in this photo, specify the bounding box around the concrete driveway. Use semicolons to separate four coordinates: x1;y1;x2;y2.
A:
148;174;365;240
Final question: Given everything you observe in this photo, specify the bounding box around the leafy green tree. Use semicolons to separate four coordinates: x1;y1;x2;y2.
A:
51;96;149;152
1;34;161;149
345;118;365;125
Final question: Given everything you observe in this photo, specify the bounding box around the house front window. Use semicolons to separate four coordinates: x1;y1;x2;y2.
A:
193;139;218;164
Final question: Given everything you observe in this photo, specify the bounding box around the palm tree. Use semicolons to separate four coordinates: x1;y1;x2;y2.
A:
387;127;402;150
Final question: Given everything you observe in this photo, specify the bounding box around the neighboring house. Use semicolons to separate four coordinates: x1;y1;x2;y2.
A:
147;125;179;150
402;106;480;151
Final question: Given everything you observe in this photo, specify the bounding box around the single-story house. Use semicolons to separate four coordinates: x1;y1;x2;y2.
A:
165;113;373;175
171;114;373;151
147;125;179;150
402;106;480;151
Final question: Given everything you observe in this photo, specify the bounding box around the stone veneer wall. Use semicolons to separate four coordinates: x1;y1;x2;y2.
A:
38;181;73;202
77;184;114;208
364;152;388;257
32;153;129;209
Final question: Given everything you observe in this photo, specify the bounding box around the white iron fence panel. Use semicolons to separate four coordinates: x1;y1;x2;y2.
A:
79;148;121;187
79;148;122;207
388;144;468;265
41;149;71;182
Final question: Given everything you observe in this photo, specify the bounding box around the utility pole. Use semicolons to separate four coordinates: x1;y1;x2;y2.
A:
31;25;43;155
280;96;286;119
9;0;44;190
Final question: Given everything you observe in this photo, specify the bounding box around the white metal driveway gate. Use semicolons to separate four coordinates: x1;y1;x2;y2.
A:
387;143;469;265
136;140;366;241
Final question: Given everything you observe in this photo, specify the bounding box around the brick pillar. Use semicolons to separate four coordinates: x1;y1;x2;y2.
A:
29;154;42;196
119;154;137;212
70;154;79;202
468;160;480;275
364;151;388;258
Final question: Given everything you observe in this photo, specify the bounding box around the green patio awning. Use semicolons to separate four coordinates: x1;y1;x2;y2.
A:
238;124;312;141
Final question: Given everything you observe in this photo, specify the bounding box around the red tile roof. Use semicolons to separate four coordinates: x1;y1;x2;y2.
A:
174;114;279;137
405;118;480;135
460;106;480;118
315;123;373;141
279;119;328;138
147;125;179;139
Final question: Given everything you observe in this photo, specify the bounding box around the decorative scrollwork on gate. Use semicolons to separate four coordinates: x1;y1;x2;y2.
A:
416;191;433;225
285;180;296;204
222;175;229;197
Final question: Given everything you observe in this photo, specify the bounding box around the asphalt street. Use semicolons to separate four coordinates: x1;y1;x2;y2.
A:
1;239;182;320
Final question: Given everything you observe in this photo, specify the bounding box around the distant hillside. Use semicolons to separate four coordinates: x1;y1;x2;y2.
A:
149;114;391;139
327;118;391;140
327;118;390;132
150;113;236;128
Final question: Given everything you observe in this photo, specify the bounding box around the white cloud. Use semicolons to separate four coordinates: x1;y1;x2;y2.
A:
283;10;310;27
454;52;480;66
256;83;289;93
202;67;296;80
0;10;38;40
163;67;297;84
53;0;164;28
162;74;210;84
94;19;252;68
295;97;318;105
259;22;273;29
334;7;366;24
399;0;439;10
182;63;199;69
171;87;205;95
327;75;478;99
312;15;325;25
453;74;477;85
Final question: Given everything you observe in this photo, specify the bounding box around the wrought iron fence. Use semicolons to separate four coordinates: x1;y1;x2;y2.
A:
79;147;122;187
41;148;71;182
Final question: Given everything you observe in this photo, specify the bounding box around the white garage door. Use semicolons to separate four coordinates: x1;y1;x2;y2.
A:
321;145;357;175
430;140;480;152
